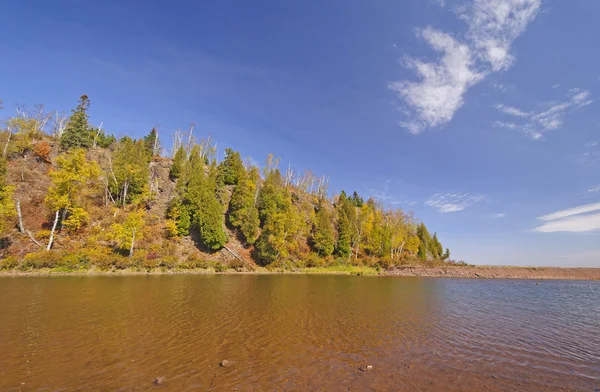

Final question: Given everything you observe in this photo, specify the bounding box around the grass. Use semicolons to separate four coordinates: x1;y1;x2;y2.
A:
298;265;379;276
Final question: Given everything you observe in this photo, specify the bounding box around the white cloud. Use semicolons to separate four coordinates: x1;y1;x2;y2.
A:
588;186;600;193
494;104;531;117
494;89;593;139
389;28;484;134
533;202;600;232
492;213;506;218
463;0;542;71
426;192;486;213
389;0;541;134
585;141;597;147
552;84;560;89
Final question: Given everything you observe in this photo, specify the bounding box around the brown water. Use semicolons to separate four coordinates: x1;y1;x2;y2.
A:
0;275;598;391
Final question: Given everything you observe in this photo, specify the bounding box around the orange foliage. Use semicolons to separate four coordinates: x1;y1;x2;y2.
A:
33;141;51;162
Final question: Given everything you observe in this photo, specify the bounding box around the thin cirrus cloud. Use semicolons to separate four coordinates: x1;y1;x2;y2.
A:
388;0;541;134
425;192;486;213
533;202;600;232
494;88;593;140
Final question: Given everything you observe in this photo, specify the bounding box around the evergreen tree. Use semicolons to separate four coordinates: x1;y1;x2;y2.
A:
313;202;335;256
173;145;227;250
432;233;443;258
217;148;245;185
228;168;260;244
170;146;186;179
60;95;93;150
442;248;450;260
418;242;427;261
335;192;352;258
143;128;159;157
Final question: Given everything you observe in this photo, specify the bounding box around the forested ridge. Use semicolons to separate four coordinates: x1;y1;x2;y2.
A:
0;96;459;272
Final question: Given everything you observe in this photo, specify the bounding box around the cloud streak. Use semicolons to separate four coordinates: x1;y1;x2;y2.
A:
426;192;486;213
533;202;600;232
389;0;541;133
494;88;593;139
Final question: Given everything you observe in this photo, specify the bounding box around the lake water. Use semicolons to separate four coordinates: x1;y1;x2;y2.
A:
0;275;598;391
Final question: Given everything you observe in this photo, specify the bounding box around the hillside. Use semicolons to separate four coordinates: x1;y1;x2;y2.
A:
0;96;457;272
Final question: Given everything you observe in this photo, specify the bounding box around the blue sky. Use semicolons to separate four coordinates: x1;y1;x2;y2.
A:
1;0;599;267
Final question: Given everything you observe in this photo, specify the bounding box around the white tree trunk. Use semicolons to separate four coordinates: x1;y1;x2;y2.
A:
129;229;136;257
3;131;11;157
16;200;24;233
47;210;60;251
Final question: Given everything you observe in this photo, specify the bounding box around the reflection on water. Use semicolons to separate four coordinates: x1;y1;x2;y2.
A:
0;276;598;391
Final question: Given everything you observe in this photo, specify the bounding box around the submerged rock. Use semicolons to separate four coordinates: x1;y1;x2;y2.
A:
359;365;373;372
153;377;166;386
220;360;235;368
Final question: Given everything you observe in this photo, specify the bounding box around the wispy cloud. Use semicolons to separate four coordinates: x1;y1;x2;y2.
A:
426;192;486;213
389;0;541;133
492;213;506;218
494;104;531;117
588;186;600;193
585;141;598;147
533;202;600;232
494;88;593;140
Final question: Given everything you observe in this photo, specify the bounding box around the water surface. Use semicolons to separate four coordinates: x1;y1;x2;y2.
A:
0;275;598;391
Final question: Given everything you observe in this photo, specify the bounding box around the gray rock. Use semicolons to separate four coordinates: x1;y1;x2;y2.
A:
220;360;235;368
153;377;165;386
359;365;373;372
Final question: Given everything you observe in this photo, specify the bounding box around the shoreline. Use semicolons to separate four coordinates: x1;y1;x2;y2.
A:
1;265;599;280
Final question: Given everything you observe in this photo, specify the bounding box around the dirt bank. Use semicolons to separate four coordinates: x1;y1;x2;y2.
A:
385;266;600;280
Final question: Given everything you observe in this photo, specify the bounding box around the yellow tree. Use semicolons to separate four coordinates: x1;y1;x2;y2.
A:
0;157;15;234
111;209;145;257
45;149;100;250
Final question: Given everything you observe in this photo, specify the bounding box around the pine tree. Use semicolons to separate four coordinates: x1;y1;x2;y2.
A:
313;202;335;256
217;148;245;185
335;192;352;258
170;146;186;179
143;128;159;157
418;242;427;261
175;145;227;250
60;95;93;150
432;233;443;258
229;168;260;244
442;248;450;260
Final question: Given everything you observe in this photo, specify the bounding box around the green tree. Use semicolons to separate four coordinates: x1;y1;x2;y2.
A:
172;145;227;250
143;128;159;157
60;95;93;149
228;168;260;244
442;248;450;261
418;241;427;261
170;146;186;179
312;202;335;256
217;148;245;186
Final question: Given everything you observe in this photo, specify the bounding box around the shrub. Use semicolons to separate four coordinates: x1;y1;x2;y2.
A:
164;219;179;238
33;141;51;162
0;256;18;270
159;255;178;269
23;251;60;269
213;261;228;272
35;230;52;240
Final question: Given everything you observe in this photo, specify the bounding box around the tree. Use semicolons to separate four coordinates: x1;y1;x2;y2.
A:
111;209;145;256
60;95;93;149
312;202;335;256
109;138;150;207
170;146;186;179
418;242;427;261
432;233;443;259
335;192;352;258
217;148;245;186
228;168;260;244
45;149;100;249
0;157;15;234
143;128;160;157
442;248;450;260
172;144;227;250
